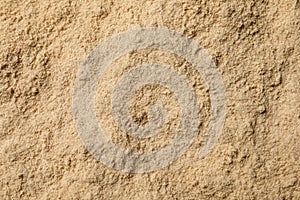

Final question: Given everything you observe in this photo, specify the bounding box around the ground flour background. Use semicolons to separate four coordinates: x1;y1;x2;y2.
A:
0;0;299;199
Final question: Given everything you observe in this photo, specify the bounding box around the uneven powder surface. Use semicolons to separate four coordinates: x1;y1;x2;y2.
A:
1;0;300;199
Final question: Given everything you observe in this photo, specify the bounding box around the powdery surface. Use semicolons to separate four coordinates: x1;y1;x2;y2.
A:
1;0;299;199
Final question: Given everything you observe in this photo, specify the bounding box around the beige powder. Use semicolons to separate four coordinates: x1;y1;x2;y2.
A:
0;0;299;199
